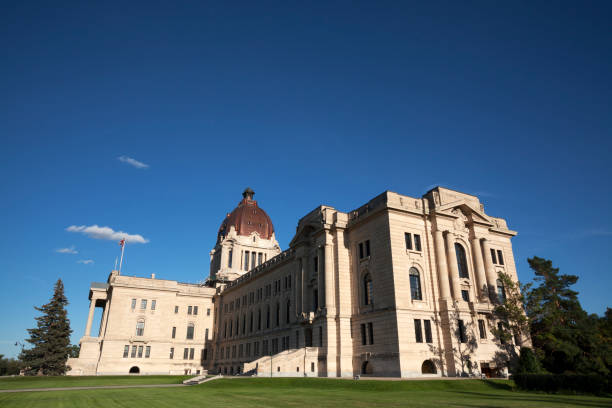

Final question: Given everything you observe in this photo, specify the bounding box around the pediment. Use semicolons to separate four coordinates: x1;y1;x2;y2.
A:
436;200;493;226
289;223;319;247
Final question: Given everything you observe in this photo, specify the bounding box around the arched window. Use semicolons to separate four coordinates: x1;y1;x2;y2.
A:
186;323;194;340
496;279;506;302
363;274;373;305
135;320;145;336
409;268;422;300
455;243;469;278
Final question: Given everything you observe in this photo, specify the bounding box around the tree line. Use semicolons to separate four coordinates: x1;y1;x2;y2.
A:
493;256;611;376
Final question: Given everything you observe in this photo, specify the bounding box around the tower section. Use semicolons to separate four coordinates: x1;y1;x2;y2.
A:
209;188;281;284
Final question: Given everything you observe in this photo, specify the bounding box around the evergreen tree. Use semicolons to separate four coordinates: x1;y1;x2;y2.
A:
20;279;72;375
523;256;607;375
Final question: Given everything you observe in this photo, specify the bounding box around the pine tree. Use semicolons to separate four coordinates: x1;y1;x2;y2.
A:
20;279;72;375
524;256;594;374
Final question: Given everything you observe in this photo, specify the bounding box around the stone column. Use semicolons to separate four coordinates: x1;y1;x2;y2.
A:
481;238;498;299
98;300;110;338
445;232;462;301
295;258;302;316
434;230;451;300
85;298;96;337
220;246;227;271
324;230;335;312
470;237;488;300
317;246;324;309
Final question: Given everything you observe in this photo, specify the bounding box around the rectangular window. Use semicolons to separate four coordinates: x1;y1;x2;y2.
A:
314;256;318;273
188;306;193;315
205;328;209;340
131;299;136;309
461;290;470;302
189;348;195;360
245;251;250;271
172;326;176;339
478;319;486;339
145;346;151;358
458;320;467;343
228;249;233;268
183;348;189;359
123;345;129;358
207;308;211;316
131;345;137;358
193;306;198;315
497;250;504;265
361;323;366;345
490;248;498;264
141;299;147;309
414;234;422;252
367;322;374;344
169;347;174;359
405;233;413;250
311;362;315;372
258;252;263;265
175;305;179;314
319;327;323;347
185;324;195;340
151;300;156;310
365;240;371;257
414;319;423;343
424;319;433;343
359;242;364;259
313;289;318;310
137;345;143;358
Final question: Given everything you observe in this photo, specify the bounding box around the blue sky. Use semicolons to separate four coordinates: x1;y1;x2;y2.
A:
1;1;611;358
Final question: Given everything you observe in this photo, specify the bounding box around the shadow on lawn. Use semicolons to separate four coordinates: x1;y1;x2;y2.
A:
450;389;612;408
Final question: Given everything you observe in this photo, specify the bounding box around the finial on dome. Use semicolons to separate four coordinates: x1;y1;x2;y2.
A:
242;187;255;200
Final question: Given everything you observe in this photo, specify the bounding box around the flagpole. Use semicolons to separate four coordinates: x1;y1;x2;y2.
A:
119;239;125;274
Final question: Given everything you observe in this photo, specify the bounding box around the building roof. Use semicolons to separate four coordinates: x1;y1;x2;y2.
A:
217;188;275;243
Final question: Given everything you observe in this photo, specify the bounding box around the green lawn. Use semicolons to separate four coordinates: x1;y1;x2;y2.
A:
0;377;610;408
0;375;190;390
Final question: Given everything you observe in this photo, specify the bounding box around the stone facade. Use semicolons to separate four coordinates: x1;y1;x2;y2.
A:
68;187;522;378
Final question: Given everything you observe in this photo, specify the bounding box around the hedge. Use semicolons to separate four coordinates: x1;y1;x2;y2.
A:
512;373;611;395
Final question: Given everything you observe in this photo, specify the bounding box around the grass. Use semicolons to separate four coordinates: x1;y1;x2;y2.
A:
0;377;610;407
0;375;190;390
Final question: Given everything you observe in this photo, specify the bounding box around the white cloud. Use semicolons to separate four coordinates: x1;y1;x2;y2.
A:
56;246;78;254
66;225;149;244
77;259;94;264
118;155;149;169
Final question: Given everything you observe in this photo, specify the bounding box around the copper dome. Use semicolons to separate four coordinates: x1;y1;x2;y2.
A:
217;188;275;243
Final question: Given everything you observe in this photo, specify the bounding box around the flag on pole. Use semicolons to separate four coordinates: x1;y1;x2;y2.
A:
118;238;126;274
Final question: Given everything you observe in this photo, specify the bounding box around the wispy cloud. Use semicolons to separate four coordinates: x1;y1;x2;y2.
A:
575;228;612;238
66;225;149;244
55;246;78;254
118;155;149;169
77;259;94;264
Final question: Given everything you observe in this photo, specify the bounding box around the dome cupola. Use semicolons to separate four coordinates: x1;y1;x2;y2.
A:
217;188;275;243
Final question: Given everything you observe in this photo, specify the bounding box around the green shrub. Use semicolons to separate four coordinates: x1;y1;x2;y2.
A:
515;347;543;374
513;373;610;395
